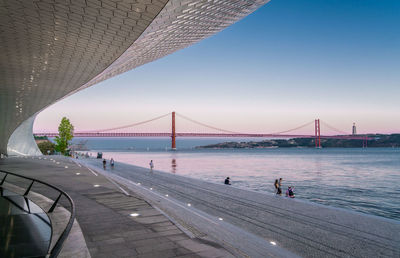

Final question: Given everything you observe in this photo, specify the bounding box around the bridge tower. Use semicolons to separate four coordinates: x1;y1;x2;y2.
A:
171;112;176;150
315;119;321;148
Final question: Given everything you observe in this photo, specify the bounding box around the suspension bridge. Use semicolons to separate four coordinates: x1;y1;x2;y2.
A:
34;112;371;149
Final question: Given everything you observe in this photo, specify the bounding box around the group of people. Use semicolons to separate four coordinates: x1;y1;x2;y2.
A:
100;159;295;198
101;158;154;172
102;158;115;169
225;177;295;198
274;178;295;198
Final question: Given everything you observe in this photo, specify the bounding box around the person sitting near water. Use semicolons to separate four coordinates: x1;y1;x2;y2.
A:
224;177;231;185
286;186;295;198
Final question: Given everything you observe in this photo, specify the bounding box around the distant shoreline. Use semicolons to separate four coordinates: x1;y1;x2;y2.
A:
196;134;400;149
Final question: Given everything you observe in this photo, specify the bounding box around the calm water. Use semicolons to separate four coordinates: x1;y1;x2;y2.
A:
73;138;400;220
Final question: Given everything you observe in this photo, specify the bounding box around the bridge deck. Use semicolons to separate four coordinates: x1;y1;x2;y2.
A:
34;132;370;140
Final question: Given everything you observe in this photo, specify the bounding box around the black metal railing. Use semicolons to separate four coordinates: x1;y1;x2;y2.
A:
0;169;75;258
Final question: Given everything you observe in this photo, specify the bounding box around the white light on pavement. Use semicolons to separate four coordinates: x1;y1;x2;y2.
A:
130;213;139;217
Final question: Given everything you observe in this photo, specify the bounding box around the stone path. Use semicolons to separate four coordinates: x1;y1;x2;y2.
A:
0;157;234;258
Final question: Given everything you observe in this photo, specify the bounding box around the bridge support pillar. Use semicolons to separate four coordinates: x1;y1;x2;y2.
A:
363;136;368;148
171;112;176;150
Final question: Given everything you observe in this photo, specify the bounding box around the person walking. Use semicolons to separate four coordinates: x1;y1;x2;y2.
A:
149;160;154;171
102;159;106;169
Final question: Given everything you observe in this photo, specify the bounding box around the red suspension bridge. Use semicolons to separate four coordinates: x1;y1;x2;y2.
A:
34;112;371;149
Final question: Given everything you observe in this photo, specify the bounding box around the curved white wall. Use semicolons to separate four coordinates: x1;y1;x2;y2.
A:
7;115;42;156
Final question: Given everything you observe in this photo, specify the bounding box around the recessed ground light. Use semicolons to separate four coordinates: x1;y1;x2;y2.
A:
94;184;100;187
137;183;141;185
64;166;68;168
130;213;139;217
187;203;191;207
270;241;277;246
76;173;80;175
218;218;223;221
165;194;168;197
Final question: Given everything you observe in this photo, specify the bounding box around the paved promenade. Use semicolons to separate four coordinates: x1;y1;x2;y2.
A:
0;157;234;258
80;158;400;258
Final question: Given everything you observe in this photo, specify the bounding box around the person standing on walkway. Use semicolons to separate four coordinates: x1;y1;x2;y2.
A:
102;159;106;169
274;179;280;194
277;178;283;195
149;160;154;172
110;158;114;168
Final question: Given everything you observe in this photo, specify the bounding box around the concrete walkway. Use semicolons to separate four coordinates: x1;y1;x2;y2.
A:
79;157;400;258
0;157;234;258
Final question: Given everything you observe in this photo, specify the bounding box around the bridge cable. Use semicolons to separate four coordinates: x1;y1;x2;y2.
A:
175;113;243;134
320;121;348;135
177;113;316;136
80;112;171;133
270;120;315;135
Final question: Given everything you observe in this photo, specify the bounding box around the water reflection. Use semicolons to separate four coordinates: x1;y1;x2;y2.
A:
171;158;177;174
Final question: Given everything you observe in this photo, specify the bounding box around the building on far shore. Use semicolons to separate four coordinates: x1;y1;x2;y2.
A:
352;123;357;135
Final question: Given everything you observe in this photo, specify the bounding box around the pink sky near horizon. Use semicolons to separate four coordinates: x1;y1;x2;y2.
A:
33;87;399;135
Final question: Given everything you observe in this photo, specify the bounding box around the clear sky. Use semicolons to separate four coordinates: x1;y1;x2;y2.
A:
34;0;400;135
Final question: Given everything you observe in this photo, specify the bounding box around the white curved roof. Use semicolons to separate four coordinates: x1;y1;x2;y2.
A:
0;0;269;155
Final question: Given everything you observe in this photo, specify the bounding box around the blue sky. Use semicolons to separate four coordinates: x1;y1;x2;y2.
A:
35;0;400;134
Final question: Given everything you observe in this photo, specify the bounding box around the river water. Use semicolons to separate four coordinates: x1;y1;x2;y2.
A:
72;137;400;220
